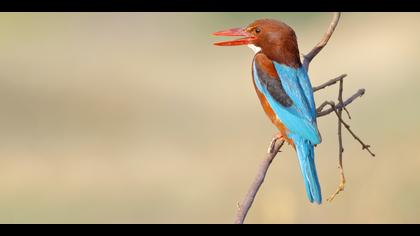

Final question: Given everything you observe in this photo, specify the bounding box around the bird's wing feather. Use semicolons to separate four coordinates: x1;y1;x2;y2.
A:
253;54;321;144
273;62;317;121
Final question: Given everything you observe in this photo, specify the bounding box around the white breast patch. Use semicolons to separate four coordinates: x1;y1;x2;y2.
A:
248;44;262;54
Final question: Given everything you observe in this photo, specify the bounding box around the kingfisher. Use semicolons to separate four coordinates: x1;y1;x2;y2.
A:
213;19;323;204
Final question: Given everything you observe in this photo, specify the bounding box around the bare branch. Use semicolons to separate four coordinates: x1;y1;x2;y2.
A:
313;74;347;92
327;79;346;202
317;89;365;117
319;101;376;157
234;138;285;224
303;12;341;71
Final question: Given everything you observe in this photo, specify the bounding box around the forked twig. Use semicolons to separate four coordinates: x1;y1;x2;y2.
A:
317;101;376;158
303;12;341;71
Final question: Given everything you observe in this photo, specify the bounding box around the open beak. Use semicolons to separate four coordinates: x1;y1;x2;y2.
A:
213;27;256;46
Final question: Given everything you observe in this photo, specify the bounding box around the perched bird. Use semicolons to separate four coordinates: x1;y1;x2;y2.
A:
213;19;323;204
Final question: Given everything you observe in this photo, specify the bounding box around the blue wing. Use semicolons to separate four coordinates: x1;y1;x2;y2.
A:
253;60;321;144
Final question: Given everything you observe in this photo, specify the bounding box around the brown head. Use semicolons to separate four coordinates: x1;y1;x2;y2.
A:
213;19;301;68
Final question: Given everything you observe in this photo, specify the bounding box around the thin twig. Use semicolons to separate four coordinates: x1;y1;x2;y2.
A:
317;89;365;117
313;74;347;92
313;74;353;121
234;139;285;224
327;79;346;202
303;13;341;71
343;106;352;120
318;101;376;157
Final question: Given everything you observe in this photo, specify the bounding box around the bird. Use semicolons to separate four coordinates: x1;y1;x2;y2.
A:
213;19;323;204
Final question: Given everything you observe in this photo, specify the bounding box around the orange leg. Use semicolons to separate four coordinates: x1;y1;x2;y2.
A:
268;132;295;152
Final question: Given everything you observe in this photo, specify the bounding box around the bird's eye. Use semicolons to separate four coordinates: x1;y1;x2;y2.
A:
255;27;261;34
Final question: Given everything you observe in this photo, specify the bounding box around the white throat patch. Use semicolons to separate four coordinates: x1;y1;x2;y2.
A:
248;44;261;54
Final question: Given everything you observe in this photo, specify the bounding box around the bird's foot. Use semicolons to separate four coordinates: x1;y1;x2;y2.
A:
268;133;284;154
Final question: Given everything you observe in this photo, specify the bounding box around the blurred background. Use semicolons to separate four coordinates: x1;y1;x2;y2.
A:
0;12;418;223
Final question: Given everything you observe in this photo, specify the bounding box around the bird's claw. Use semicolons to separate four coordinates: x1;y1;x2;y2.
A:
268;133;284;154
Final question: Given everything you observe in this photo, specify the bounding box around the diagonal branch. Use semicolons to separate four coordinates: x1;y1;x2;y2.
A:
303;12;341;71
234;138;285;224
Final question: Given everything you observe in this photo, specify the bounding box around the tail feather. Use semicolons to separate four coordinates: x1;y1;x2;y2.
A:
292;135;322;204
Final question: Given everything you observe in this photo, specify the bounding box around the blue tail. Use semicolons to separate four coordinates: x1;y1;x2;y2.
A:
291;135;322;204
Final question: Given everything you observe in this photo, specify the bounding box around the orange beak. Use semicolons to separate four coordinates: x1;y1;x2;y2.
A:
213;27;256;46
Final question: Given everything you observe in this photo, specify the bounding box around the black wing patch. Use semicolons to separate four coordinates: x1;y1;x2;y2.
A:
255;62;293;107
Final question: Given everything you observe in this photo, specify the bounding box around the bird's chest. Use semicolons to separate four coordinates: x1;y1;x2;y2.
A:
251;63;289;138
